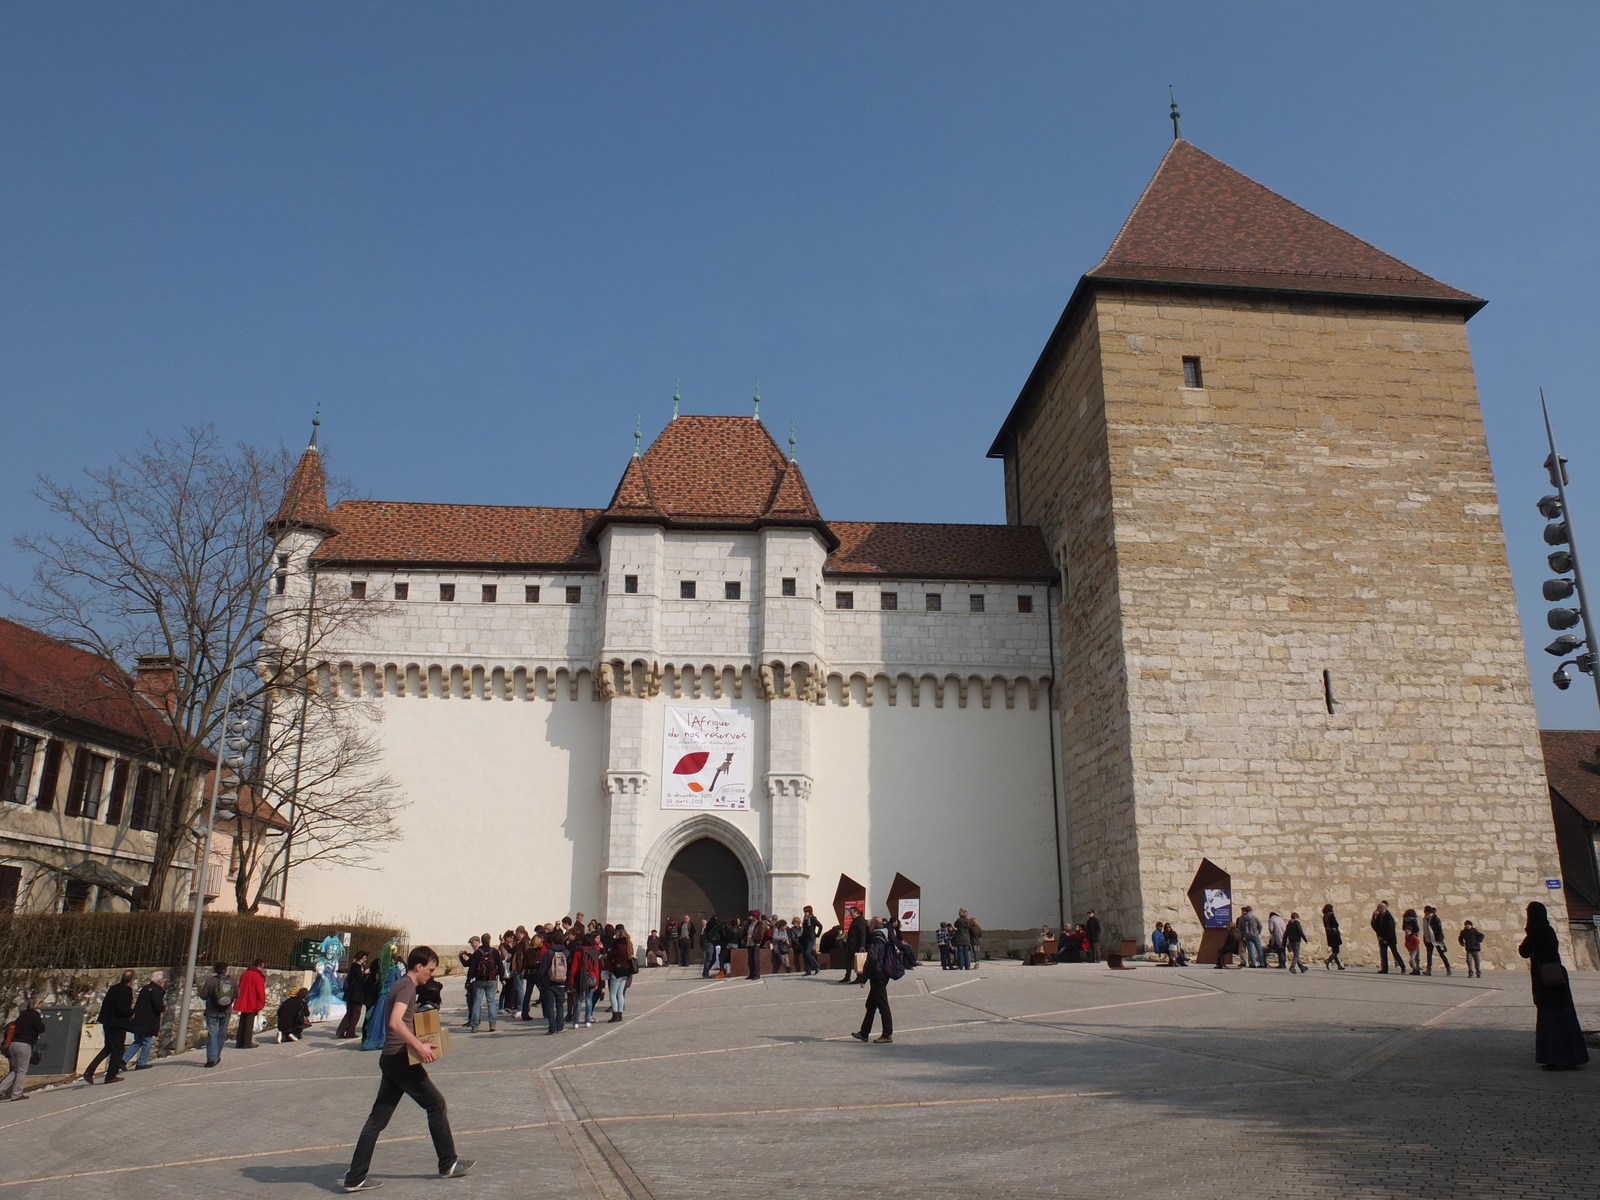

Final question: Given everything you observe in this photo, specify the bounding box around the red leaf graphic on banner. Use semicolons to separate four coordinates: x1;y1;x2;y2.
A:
673;752;710;775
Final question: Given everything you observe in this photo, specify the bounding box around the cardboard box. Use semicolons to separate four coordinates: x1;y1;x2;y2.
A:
407;1028;450;1066
412;1008;440;1037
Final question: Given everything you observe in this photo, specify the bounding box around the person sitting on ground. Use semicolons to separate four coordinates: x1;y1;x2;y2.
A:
646;929;665;968
276;988;313;1042
1216;919;1244;969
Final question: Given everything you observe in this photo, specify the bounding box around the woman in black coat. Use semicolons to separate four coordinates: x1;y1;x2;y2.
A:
1321;904;1344;970
1519;901;1588;1069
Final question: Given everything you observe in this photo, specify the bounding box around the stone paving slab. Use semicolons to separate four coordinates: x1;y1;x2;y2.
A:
1;961;1595;1200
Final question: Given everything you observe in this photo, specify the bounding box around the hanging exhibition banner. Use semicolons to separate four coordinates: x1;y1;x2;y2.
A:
661;706;753;810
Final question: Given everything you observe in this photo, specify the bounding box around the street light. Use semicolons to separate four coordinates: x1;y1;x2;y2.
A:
1537;393;1600;714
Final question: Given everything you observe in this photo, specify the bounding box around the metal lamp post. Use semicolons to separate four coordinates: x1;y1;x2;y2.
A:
1538;393;1600;715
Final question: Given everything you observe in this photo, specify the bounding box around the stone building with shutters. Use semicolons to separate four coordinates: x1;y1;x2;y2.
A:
271;137;1564;965
0;617;188;913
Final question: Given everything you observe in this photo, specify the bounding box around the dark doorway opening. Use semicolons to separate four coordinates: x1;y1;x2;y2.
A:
661;837;748;930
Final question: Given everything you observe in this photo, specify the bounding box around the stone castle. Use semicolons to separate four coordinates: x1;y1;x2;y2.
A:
267;137;1562;964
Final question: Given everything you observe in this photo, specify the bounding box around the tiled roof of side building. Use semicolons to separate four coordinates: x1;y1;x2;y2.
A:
1541;730;1600;824
826;522;1055;582
1088;140;1482;306
310;503;603;569
0;617;169;746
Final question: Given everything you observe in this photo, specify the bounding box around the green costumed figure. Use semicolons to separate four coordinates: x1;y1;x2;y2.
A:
361;939;403;1051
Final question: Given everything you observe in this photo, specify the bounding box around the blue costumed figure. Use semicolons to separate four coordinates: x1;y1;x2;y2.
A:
361;939;403;1051
307;934;347;1020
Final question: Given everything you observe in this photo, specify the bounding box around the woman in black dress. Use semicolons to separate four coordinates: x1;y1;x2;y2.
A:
1321;904;1344;970
1518;901;1588;1069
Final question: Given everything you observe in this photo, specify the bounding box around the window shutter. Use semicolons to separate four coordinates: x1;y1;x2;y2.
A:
106;759;130;825
34;740;63;811
130;768;156;830
64;747;90;817
0;728;14;796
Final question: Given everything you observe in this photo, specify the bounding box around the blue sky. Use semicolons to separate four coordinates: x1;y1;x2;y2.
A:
2;4;1597;726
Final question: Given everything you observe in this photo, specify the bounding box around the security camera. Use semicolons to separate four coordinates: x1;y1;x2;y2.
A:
1554;666;1573;691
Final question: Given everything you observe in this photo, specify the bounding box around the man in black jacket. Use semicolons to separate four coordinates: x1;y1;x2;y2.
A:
128;971;166;1069
80;970;136;1084
701;916;723;978
850;920;895;1044
2;1003;45;1099
339;952;370;1039
1371;901;1404;974
1084;911;1102;964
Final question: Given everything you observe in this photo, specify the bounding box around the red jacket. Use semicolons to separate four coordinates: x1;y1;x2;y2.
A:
235;967;268;1015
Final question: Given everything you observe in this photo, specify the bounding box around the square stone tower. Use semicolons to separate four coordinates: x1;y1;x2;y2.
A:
991;139;1561;965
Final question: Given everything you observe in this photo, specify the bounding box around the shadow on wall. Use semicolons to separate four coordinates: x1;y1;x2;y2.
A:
546;692;606;920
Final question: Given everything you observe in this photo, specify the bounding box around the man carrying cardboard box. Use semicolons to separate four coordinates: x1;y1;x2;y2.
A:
343;947;473;1191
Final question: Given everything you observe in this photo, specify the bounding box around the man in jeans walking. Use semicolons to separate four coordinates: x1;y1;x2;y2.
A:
198;963;235;1068
537;936;569;1035
850;919;895;1045
1238;907;1265;968
343;945;472;1191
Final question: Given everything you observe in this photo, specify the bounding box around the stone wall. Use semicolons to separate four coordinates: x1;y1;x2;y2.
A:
1014;286;1565;969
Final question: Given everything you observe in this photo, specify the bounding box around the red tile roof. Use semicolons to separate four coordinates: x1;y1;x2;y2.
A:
268;445;337;535
311;503;603;569
1542;730;1600;824
826;522;1054;582
1088;140;1482;306
0;617;168;747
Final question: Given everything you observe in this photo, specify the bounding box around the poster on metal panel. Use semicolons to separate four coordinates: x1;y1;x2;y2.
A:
897;898;921;932
1202;888;1232;929
661;706;752;810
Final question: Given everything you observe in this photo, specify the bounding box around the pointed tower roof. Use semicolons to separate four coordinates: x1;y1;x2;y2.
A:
1087;140;1482;305
267;435;336;537
990;140;1483;457
591;414;835;547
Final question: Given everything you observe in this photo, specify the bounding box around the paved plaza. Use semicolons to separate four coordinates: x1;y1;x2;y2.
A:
4;960;1597;1200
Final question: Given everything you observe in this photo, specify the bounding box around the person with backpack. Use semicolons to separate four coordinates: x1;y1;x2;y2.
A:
198;963;236;1068
537;934;570;1035
235;960;268;1049
607;928;636;1021
1;1003;45;1100
573;934;602;1026
80;969;136;1085
342;945;473;1191
850;918;899;1044
128;971;166;1069
467;933;503;1033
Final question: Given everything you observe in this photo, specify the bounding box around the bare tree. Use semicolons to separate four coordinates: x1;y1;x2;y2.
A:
9;425;401;910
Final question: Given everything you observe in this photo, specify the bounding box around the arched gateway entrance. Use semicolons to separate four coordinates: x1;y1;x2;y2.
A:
661;838;748;928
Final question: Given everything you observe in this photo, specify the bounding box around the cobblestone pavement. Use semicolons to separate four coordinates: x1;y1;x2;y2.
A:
3;961;1596;1199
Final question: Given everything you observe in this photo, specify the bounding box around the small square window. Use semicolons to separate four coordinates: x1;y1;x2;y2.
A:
1182;356;1203;388
881;591;898;611
781;577;796;597
1017;594;1033;613
350;581;366;600
565;585;582;604
481;585;497;603
277;554;289;569
969;594;984;613
439;584;456;602
525;585;540;603
394;582;409;601
680;581;696;600
925;593;942;612
624;575;638;594
835;591;854;610
725;581;741;601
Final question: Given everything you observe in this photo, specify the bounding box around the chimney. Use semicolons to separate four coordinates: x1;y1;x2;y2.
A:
134;655;179;716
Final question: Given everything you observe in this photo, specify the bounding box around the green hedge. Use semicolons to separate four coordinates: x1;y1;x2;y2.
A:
0;911;405;971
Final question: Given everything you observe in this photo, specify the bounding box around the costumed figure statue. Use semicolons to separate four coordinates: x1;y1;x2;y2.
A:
307;934;347;1020
361;939;404;1051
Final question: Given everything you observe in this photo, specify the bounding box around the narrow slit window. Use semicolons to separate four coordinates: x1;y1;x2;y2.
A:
393;582;409;601
835;591;854;610
525;585;540;603
1322;669;1337;714
1182;356;1203;388
565;585;582;604
725;581;741;600
481;585;497;603
680;581;696;600
781;577;796;597
623;575;638;594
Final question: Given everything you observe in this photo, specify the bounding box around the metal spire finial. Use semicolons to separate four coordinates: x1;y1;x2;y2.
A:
672;379;680;421
788;420;796;462
310;404;322;449
753;380;761;422
633;415;642;458
1169;86;1182;142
